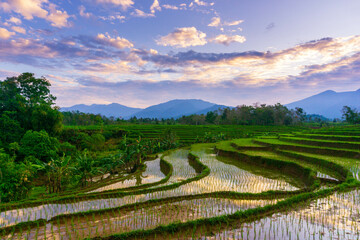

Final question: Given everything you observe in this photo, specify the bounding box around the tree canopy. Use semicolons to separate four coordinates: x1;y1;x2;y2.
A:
0;73;62;149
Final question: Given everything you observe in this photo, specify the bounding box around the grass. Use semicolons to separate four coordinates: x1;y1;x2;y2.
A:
254;138;360;158
280;136;360;150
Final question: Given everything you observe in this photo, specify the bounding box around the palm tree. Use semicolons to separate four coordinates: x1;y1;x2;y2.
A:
73;151;102;187
35;154;72;193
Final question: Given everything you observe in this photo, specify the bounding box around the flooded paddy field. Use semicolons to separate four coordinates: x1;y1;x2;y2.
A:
1;128;360;240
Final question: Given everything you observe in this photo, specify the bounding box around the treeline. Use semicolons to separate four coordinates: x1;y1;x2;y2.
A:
62;103;307;126
178;104;306;125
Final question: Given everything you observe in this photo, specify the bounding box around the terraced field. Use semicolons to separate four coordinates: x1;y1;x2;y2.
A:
63;125;302;144
1;127;360;239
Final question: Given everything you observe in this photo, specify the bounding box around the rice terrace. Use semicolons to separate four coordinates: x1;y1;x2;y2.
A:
1;121;360;239
1;0;360;239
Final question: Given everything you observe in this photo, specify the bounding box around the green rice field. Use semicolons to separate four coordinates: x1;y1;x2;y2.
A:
1;125;360;239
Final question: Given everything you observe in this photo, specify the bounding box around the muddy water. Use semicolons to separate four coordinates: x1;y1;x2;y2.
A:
4;198;279;240
0;145;297;228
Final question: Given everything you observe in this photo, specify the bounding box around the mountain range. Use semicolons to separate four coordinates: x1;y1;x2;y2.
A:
285;89;360;119
60;89;360;119
60;99;229;119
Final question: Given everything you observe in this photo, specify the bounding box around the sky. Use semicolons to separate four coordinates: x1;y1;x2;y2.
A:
0;0;360;108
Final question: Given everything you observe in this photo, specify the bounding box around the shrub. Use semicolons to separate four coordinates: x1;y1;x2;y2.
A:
19;130;58;162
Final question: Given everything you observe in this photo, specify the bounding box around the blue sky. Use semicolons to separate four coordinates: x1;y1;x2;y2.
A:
0;0;360;108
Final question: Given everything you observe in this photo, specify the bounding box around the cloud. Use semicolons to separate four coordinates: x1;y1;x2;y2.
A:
189;0;214;7
11;26;26;34
131;9;154;18
208;17;220;27
0;0;70;28
0;27;15;39
150;0;161;14
0;0;48;20
79;5;92;18
156;27;207;48
95;0;134;10
208;16;244;27
46;3;70;28
225;20;244;26
95;33;134;49
162;4;178;10
211;34;246;46
0;38;57;60
7;16;21;24
99;15;125;22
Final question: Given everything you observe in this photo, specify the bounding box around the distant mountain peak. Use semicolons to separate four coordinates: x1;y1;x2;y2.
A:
60;99;231;120
318;90;336;95
286;88;360;118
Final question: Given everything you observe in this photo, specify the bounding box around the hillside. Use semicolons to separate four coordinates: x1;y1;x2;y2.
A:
286;89;360;118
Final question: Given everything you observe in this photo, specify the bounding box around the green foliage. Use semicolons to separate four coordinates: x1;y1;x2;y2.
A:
342;106;360;124
205;111;217;124
0;113;24;147
31;104;63;135
82;133;105;151
34;155;72;193
19;130;58;162
59;129;90;149
0;73;59;132
8;142;19;157
58;142;77;156
178;103;298;125
72;151;102;187
0;151;35;203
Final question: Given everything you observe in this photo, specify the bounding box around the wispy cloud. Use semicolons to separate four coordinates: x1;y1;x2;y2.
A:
208;16;244;27
131;9;154;18
95;0;134;10
150;0;161;14
79;5;92;18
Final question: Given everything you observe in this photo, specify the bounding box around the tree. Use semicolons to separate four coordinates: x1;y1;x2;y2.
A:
293;107;306;124
342;106;360;124
82;133;105;151
35;155;72;193
0;113;24;147
72;151;101;187
31;104;63;135
205;111;217;124
0;73;61;134
19;130;58;162
0;151;35;202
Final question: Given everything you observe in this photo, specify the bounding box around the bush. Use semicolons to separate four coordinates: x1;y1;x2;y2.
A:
0;151;35;202
82;133;105;151
0;114;24;147
19;130;59;162
58;142;77;156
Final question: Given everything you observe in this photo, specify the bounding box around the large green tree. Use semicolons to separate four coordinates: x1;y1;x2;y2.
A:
19;130;59;162
0;73;62;141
